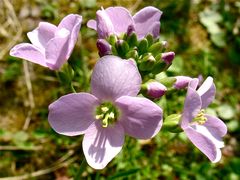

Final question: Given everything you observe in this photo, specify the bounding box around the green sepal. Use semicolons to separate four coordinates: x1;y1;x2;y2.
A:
138;38;148;55
151;61;166;74
126;49;138;59
108;35;117;45
158;77;177;88
127;33;138;48
115;40;129;58
162;114;182;133
148;41;163;56
138;53;156;71
146;34;154;47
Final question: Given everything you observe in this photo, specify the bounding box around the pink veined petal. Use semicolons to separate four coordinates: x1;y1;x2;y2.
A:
48;93;99;136
105;7;134;36
197;77;216;109
96;9;115;38
87;19;97;30
58;14;82;57
188;78;199;90
181;87;202;129
45;28;70;70
133;6;162;39
9;43;47;67
27;22;57;50
83;121;124;169
184;126;221;162
150;21;160;39
91;55;142;101
204;115;227;137
115;96;163;139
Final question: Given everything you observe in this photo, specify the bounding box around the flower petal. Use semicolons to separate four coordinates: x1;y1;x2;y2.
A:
45;28;70;70
188;78;199;90
133;6;162;39
204;115;227;137
58;14;82;58
83;121;124;169
181;87;201;129
87;19;97;30
116;96;163;139
27;22;57;50
9;43;47;67
105;7;134;36
91;55;141;101
96;9;115;38
48;93;99;136
184;126;222;162
197;77;216;109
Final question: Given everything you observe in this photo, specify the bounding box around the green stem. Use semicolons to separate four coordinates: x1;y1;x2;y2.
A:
74;158;88;180
70;83;76;93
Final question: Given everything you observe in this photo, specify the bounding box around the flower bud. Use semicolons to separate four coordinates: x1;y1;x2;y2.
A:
138;38;148;55
145;81;167;98
174;76;192;89
161;52;175;65
126;49;138;59
126;32;138;48
97;39;112;57
115;40;129;57
127;24;135;36
139;53;156;71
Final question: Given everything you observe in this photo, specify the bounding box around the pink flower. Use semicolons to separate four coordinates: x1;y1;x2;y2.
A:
48;55;163;169
10;14;82;70
87;6;162;39
180;77;227;162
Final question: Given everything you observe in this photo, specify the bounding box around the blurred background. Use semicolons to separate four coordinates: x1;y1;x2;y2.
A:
0;0;239;179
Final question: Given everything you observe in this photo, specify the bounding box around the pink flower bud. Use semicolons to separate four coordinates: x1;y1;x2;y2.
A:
147;82;167;98
174;76;192;89
97;39;112;57
161;52;175;65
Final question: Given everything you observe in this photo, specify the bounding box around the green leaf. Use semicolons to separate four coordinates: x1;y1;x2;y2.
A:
217;104;235;120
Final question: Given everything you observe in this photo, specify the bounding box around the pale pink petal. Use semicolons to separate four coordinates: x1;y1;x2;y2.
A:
115;96;163;139
96;9;115;38
184;126;221;162
83;121;124;169
58;14;82;57
27;22;57;49
91;55;141;101
188;78;199;90
48;93;99;136
9;43;47;67
45;28;70;70
181;87;201;128
197;77;216;109
105;7;134;36
133;6;162;39
87;19;97;30
204;115;227;137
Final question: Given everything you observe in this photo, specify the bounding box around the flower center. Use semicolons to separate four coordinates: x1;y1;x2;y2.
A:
95;102;119;128
193;109;207;125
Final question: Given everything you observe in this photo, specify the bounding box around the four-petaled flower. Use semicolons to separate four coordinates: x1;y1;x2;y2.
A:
180;77;227;162
10;14;82;70
48;55;163;169
87;6;162;39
